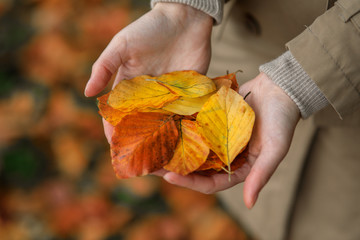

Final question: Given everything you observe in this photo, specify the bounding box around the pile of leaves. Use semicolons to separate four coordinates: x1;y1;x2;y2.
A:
98;70;255;179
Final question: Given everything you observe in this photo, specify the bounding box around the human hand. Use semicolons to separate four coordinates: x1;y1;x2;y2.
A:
84;3;213;142
155;73;300;209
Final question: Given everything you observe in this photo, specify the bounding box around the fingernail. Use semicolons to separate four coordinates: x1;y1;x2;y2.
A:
84;82;90;97
248;194;258;209
163;174;174;184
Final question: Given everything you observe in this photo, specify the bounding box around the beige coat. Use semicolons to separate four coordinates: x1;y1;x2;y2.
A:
207;0;360;239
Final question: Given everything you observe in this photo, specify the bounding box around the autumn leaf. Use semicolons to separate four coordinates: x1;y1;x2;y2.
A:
212;72;239;92
196;150;224;172
98;93;172;126
98;70;255;178
196;86;255;173
212;78;233;91
154;70;216;98
108;75;179;112
195;150;248;176
162;93;212;116
97;93;127;126
111;112;179;179
229;149;248;172
164;120;209;176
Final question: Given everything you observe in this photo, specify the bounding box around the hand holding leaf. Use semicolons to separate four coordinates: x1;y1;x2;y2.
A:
161;73;300;210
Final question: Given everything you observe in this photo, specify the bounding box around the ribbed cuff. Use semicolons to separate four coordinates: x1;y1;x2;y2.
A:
151;0;224;25
260;51;329;119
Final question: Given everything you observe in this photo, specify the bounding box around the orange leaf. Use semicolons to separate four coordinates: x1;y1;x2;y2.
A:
164;120;209;176
212;77;232;91
195;150;248;176
196;151;224;172
97;93;127;126
111;112;179;179
228;150;248;172
212;72;239;92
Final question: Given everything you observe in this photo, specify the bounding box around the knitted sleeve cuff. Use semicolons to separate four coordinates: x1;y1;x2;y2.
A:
259;51;329;119
151;0;224;25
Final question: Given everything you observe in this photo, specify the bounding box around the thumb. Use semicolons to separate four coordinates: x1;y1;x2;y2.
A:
85;37;125;97
243;148;284;209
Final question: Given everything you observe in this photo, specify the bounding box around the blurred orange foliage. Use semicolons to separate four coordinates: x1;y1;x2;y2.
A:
0;1;251;239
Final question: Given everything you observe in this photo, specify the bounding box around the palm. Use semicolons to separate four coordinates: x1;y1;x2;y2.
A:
85;4;213;142
240;73;299;165
114;10;211;82
238;73;300;206
157;73;300;209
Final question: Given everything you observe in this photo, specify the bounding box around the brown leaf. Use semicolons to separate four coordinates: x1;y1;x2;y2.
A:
196;151;224;172
212;72;239;92
195;150;248;176
228;149;248;172
111;112;179;179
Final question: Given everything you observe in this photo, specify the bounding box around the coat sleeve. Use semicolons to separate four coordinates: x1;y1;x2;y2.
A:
286;0;360;118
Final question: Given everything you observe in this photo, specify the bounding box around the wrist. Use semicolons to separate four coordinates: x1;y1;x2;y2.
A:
259;72;301;119
153;2;213;27
260;51;329;119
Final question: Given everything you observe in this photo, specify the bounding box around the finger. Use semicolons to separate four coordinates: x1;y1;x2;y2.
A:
85;37;124;97
243;149;282;209
150;169;169;177
163;172;218;194
163;163;250;194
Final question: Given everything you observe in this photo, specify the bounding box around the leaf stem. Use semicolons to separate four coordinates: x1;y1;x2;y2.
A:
221;166;233;182
243;91;251;100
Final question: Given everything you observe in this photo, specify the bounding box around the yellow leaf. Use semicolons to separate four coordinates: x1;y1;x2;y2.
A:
98;93;172;126
164;120;209;176
196;86;255;171
154;70;216;98
162;93;212;115
108;75;179;111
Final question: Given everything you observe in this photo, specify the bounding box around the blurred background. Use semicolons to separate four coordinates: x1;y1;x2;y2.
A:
0;0;251;239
